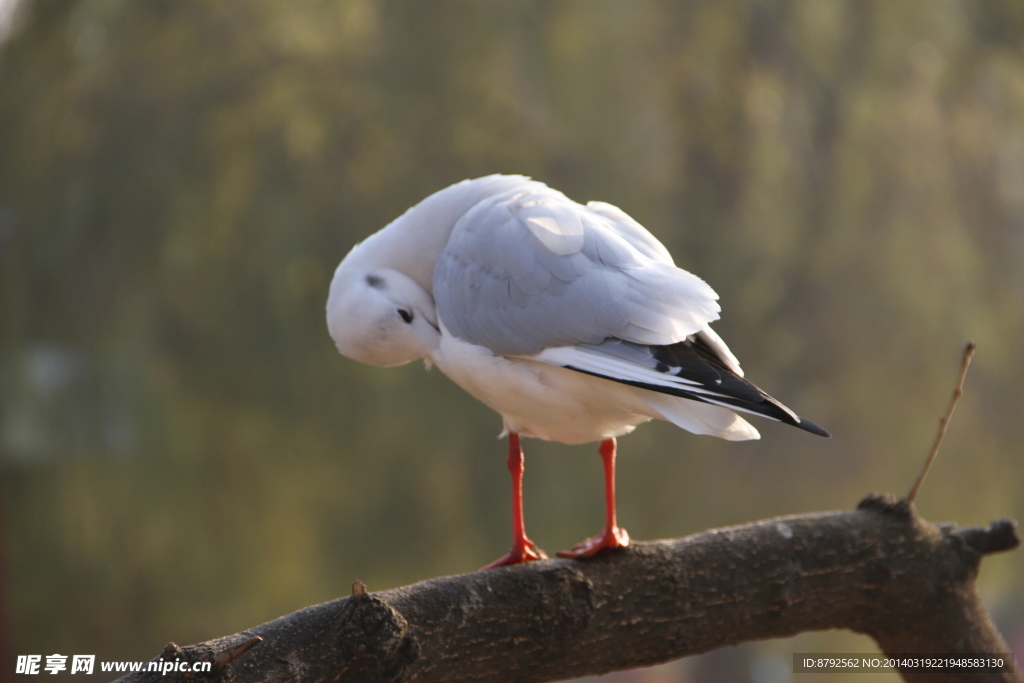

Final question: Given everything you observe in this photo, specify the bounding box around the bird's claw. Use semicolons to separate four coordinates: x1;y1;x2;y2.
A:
481;538;548;570
557;526;630;559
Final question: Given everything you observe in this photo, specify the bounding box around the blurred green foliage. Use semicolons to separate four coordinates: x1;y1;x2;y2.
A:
1;0;1022;676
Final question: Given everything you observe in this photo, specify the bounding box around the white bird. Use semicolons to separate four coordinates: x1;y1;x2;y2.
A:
327;175;829;568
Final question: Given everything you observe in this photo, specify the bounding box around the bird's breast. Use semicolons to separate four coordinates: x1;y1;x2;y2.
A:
431;330;655;445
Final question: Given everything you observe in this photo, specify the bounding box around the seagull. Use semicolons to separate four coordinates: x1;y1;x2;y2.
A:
327;175;829;569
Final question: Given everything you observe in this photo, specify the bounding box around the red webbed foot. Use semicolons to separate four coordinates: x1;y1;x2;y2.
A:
481;432;550;570
558;438;630;559
557;525;630;559
481;538;548;569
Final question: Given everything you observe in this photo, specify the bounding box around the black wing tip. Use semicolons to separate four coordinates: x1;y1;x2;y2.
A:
796;418;831;438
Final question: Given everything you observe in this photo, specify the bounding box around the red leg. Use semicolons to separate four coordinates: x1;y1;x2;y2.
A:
557;438;630;559
481;432;548;569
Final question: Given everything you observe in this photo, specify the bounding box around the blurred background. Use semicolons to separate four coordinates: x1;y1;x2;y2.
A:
1;1;1022;681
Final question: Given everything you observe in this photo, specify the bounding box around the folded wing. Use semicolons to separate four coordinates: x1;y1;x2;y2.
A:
534;334;831;438
434;179;720;357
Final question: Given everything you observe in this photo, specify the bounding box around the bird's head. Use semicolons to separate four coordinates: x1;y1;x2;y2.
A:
326;250;440;367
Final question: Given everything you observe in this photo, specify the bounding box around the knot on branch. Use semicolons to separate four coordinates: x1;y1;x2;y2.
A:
160;642;185;661
337;589;419;681
211;635;262;669
146;634;262;681
857;493;912;519
951;518;1021;556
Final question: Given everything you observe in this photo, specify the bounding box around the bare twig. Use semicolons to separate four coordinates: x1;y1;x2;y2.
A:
906;341;976;505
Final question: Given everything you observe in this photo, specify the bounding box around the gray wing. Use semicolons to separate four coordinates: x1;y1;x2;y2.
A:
434;180;721;356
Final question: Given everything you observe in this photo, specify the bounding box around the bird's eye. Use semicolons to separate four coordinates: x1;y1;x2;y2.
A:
398;308;414;324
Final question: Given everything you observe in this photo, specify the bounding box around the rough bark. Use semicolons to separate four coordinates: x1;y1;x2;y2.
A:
115;494;1021;683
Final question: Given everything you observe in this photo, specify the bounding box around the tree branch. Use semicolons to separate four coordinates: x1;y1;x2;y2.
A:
115;494;1020;683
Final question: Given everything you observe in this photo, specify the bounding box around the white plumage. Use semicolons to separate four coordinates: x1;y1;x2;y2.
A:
327;175;826;443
